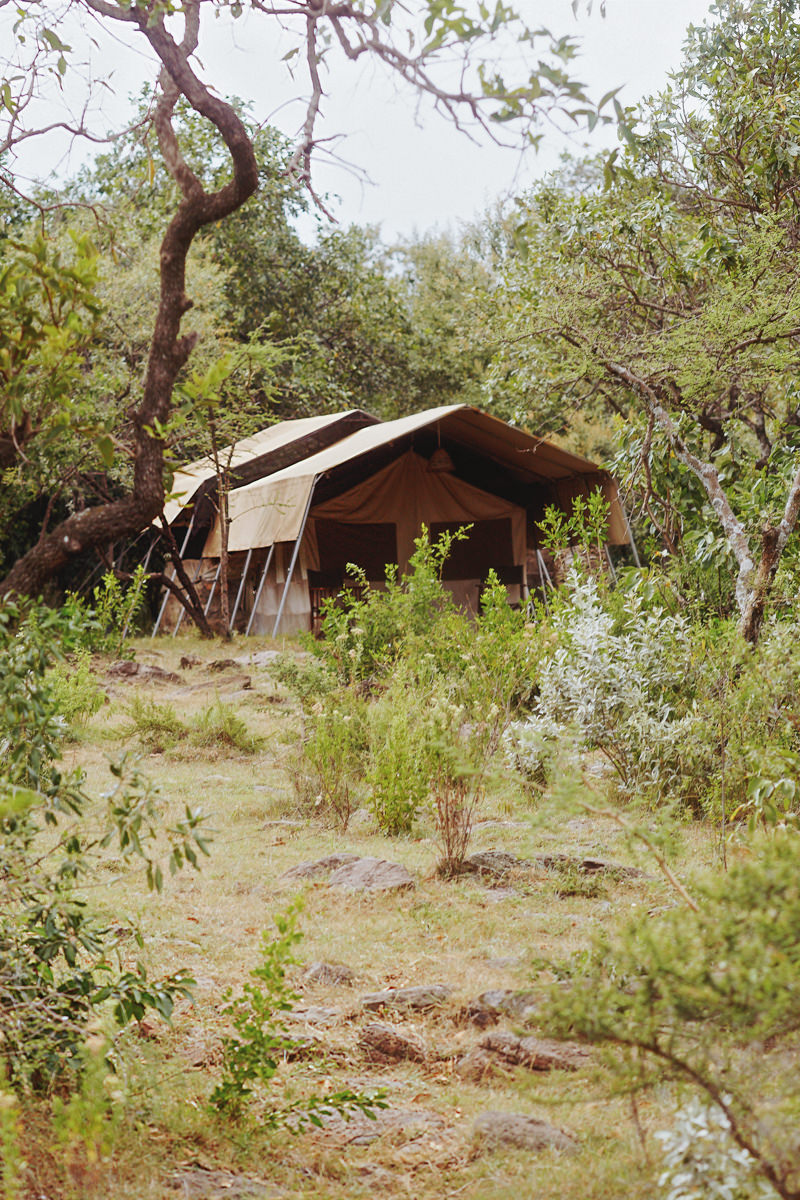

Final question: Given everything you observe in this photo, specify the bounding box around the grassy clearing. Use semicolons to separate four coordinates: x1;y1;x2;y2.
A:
17;632;713;1200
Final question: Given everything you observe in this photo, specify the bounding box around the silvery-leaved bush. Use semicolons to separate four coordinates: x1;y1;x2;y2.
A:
508;571;696;799
655;1097;778;1200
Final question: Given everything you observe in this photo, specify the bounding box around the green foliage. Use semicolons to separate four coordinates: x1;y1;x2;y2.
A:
124;696;187;753
211;904;385;1128
46;648;105;733
655;1097;779;1200
537;490;611;557
291;690;368;829
190;699;263;755
539;835;800;1200
365;676;441;835
0;602;208;1095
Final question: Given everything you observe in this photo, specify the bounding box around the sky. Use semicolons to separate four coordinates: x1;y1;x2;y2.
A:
7;0;715;240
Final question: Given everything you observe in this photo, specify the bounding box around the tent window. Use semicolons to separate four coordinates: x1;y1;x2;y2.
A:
430;518;514;580
315;520;398;580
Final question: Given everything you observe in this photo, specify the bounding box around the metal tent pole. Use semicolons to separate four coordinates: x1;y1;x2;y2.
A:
228;547;253;634
272;487;316;639
535;547;553;617
151;510;196;636
203;561;222;616
245;544;274;637
172;559;205;637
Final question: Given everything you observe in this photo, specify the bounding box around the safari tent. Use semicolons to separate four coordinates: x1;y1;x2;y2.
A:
155;404;632;636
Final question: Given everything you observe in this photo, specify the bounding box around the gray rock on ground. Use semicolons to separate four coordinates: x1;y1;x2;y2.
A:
282;853;360;881
107;660;182;684
302;961;355;986
361;984;453;1012
474;988;540;1023
456;1032;589;1081
327;856;414;892
358;1022;427;1063
472;1111;576;1153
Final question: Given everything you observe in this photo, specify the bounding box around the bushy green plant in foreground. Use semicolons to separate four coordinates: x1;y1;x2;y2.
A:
0;601;209;1094
281;531;539;837
509;570;800;820
211;904;385;1126
540;836;800;1200
47;648;105;733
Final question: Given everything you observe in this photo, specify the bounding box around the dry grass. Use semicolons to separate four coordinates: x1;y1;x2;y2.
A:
16;630;714;1200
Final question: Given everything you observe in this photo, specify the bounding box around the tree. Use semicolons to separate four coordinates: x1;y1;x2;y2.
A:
0;0;602;600
490;0;800;641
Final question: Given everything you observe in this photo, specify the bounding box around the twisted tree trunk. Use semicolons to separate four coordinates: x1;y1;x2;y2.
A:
0;4;258;601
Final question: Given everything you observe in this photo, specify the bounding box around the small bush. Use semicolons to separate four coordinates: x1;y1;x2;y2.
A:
47;649;105;733
433;772;479;877
211;904;385;1128
291;691;368;828
190;700;263;755
124;696;188;753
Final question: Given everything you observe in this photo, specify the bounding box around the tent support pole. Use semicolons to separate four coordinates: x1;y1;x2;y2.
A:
535;547;553;617
229;548;253;634
272;489;315;639
172;559;205;637
246;545;274;637
152;511;196;636
203;561;222;616
605;544;618;584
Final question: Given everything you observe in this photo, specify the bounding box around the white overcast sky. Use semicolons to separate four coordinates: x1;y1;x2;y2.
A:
10;0;715;239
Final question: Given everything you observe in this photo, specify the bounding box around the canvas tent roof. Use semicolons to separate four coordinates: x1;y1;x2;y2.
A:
203;404;627;555
162;410;377;525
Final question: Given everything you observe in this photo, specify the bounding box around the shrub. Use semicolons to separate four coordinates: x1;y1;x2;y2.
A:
190;700;263;755
124;696;188;753
291;690;368;828
47;649;105;733
0;601;209;1095
211;904;385;1128
655;1097;779;1200
540;835;800;1200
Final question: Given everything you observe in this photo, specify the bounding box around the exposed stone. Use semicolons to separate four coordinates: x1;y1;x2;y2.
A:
534;852;651;880
456;1032;589;1081
464;850;525;877
166;1167;280;1198
314;1108;444;1147
234;650;279;668
327;856;414;892
284;1006;341;1027
473;1111;576;1153
462;999;499;1029
205;658;239;672
179;654;202;669
358;1022;426;1063
361;984;453;1012
474;988;540;1023
107;660;181;684
302;961;355;986
281;852;360;881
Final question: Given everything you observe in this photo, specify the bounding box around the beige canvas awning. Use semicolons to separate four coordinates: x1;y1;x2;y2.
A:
202;404;627;555
162;411;368;526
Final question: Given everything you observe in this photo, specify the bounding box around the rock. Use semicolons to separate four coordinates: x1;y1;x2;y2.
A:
205;658;239;672
107;660;182;684
179;654;202;669
166;1167;280;1198
361;984;453;1012
473;989;540;1023
473;1111;576;1153
464;850;525;877
302;961;355;986
358;1022;426;1063
485;955;521;970
462;999;500;1029
314;1108;444;1147
534;852;651;880
456;1032;589;1081
484;888;517;903
234;650;279;668
327;857;414;892
281;852;360;881
284;1006;341;1027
